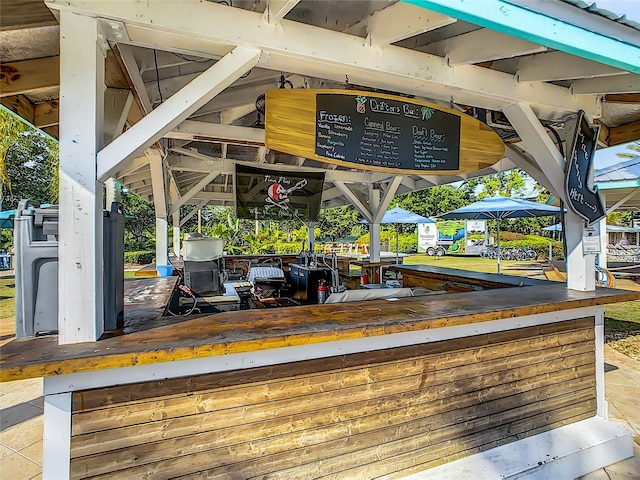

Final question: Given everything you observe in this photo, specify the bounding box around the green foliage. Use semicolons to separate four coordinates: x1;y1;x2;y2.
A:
460;169;534;200
272;242;306;254
395;184;470;218
1;110;59;210
123;250;155;265
317;205;366;241
122;191;155;251
1;229;12;251
501;236;564;259
393;233;418;254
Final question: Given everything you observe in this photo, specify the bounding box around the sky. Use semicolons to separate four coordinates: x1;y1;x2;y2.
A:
594;140;640;171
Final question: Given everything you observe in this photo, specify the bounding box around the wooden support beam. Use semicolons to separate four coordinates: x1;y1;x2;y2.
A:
608;119;640;147
604;94;640;104
594;120;610;147
0;56;59;97
41;125;59;139
1;0;57;30
34;100;59;128
0;95;35;123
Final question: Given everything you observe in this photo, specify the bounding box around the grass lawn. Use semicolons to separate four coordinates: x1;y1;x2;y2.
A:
0;276;15;320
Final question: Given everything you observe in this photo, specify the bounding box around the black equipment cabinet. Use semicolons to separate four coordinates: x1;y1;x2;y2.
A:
289;264;332;304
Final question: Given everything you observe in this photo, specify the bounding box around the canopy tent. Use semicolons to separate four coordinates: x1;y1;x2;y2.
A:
543;223;640;233
440;196;562;273
361;206;435;264
544;223;640;245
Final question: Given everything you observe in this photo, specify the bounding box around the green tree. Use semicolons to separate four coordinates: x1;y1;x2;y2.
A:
0;109;58;211
460;169;531;200
121;190;155;250
317;205;366;241
396;184;471;218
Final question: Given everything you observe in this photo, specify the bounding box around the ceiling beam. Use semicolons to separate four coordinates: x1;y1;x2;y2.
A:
406;0;640;74
46;0;598;119
429;29;545;66
97;46;261;181
608;119;640;147
502;103;566;202
1;0;58;30
0;95;35;123
169;170;222;215
165;120;265;145
364;2;456;46
604;94;640;104
33;100;59;128
334;181;372;222
517;51;626;82
263;0;300;24
571;74;640;95
117;44;153;113
0;56;59;97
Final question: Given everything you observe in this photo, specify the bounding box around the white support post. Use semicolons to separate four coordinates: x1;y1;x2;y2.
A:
42;390;71;479
566;212;595;291
156;217;169;267
598;192;607;269
173;211;181;258
149;151;168;268
306;222;316;252
58;11;105;344
503;102;595;291
105;178;121;209
369;187;381;263
594;307;607;418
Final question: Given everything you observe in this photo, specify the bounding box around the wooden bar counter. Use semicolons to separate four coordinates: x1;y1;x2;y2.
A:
2;271;638;479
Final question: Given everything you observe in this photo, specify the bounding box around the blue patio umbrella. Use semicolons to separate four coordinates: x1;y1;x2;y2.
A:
440;196;562;273
361;206;435;263
0;210;16;229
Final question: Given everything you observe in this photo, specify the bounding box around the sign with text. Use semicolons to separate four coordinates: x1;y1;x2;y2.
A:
315;94;460;171
235;165;325;221
565;111;606;226
265;89;505;175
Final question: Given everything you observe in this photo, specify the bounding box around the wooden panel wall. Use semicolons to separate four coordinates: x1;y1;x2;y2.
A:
69;318;596;479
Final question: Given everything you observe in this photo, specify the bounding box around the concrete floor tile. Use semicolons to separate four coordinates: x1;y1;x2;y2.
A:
0;378;42;402
0;451;42;480
0;415;43;452
18;440;42;466
0;443;16;460
1;401;43;433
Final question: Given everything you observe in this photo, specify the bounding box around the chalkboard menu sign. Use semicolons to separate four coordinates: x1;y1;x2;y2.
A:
565;111;606;226
315;94;460;171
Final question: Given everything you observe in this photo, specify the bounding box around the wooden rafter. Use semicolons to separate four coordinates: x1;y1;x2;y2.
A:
0;56;59;97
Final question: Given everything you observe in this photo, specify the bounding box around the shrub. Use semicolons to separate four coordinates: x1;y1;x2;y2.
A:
501;236;564;260
124;251;155;265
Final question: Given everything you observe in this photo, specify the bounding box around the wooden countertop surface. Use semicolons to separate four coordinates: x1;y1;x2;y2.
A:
2;283;638;382
390;264;549;287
